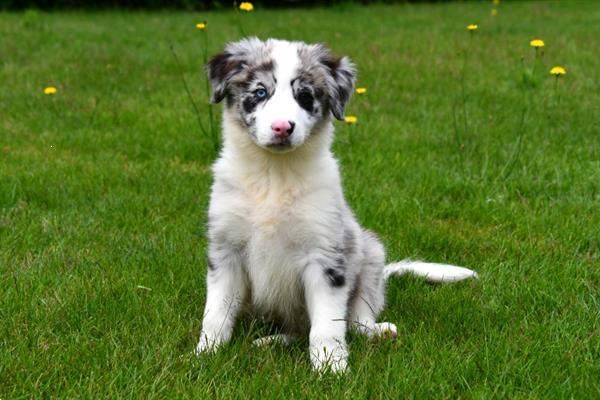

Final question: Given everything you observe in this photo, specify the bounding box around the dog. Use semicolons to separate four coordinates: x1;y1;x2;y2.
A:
194;37;478;373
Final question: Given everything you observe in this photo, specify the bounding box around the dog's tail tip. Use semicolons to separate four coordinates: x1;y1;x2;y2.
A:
383;259;479;283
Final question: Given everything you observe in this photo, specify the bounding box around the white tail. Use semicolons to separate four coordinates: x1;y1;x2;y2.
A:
383;260;478;283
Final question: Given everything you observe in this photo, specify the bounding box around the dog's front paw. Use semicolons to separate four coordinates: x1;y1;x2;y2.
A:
194;332;222;355
309;337;348;374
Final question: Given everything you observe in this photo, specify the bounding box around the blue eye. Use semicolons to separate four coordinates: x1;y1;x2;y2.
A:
255;89;267;99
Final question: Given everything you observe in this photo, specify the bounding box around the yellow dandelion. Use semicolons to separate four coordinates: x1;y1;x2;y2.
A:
344;115;358;125
195;22;207;30
530;39;545;48
550;66;566;76
467;24;478;31
44;86;57;95
355;87;367;95
491;8;498;16
492;0;500;5
239;2;254;12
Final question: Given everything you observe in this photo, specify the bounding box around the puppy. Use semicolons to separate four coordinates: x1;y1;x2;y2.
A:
195;38;477;372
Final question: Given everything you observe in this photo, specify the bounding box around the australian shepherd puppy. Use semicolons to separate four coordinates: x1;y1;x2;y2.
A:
194;38;477;373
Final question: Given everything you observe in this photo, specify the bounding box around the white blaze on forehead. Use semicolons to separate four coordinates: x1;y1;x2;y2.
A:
255;41;303;125
269;40;302;92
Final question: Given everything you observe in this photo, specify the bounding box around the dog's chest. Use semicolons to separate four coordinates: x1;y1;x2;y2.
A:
234;178;332;325
245;194;313;322
211;166;339;326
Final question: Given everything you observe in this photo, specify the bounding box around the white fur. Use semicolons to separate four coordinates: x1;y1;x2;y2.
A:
384;260;479;282
252;42;317;150
195;39;478;373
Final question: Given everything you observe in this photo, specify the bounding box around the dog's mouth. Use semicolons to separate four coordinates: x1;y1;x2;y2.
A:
266;137;293;150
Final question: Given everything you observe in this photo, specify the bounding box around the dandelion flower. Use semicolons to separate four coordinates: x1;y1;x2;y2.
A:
44;86;57;95
344;115;358;125
467;24;478;31
195;22;207;30
491;8;498;16
550;66;566;76
355;87;367;95
239;2;254;12
530;39;545;48
493;0;500;5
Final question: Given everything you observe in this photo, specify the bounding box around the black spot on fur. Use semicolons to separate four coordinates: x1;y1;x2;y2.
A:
242;96;258;114
295;89;314;113
325;267;345;287
321;56;341;72
314;87;325;100
208;260;216;270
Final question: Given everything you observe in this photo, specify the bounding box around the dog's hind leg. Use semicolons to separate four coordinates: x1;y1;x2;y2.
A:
349;291;397;340
350;297;398;340
348;230;397;340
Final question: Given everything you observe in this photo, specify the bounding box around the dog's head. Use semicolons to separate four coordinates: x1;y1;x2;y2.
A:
207;38;356;152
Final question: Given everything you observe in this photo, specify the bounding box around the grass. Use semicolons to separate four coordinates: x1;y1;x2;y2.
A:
1;1;599;398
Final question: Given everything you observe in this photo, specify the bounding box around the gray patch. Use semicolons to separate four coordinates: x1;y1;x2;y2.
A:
206;37;274;105
207;39;278;134
297;43;356;120
343;229;356;257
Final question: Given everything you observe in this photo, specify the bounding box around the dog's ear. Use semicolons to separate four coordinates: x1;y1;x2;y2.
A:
322;55;356;121
206;51;244;104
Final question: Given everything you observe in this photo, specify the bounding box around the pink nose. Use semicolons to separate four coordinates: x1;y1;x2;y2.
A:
271;120;295;137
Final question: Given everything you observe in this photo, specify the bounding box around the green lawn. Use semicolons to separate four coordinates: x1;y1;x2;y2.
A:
1;1;599;398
